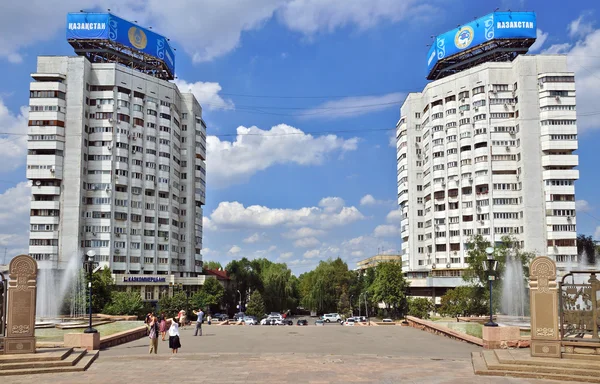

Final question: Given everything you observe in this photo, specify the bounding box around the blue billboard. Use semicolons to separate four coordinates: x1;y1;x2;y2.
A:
427;12;536;73
67;13;175;75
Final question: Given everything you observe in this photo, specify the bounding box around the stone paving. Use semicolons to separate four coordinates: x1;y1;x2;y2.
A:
3;324;572;383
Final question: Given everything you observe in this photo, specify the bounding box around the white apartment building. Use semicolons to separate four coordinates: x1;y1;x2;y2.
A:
397;55;579;290
27;56;207;298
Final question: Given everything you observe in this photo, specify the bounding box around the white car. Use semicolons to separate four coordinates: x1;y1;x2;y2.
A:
343;318;356;326
243;316;257;325
321;313;342;323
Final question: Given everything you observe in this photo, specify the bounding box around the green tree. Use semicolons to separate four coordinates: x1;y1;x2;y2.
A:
577;234;597;265
245;290;266;318
337;290;352;317
298;258;354;314
90;267;115;313
190;277;224;315
369;261;409;319
438;286;487;318
103;291;150;318
158;291;190;318
407;297;435;319
203;261;223;270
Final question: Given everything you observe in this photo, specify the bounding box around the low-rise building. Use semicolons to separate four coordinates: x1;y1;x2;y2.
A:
356;254;402;271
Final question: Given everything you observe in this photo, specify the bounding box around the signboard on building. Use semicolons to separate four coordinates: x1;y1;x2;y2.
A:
427;12;537;73
66;12;175;75
122;276;166;283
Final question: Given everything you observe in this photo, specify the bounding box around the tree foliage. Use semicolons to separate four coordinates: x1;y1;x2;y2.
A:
298;258;355;314
203;260;223;270
577;234;597;265
438;286;487;318
407;297;435;319
245;291;266;318
158;291;190;318
103;291;150;318
90;267;115;313
368;261;409;318
190;277;224;315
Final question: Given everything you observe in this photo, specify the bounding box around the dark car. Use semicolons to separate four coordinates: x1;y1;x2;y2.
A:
297;319;308;326
212;313;228;321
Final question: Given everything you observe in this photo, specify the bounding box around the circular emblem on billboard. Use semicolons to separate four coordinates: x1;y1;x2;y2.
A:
128;27;148;50
454;26;474;49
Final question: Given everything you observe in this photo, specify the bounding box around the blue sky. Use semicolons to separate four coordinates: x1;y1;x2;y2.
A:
0;0;599;273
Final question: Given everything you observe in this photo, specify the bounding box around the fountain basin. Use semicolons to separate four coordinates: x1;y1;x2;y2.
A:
35;321;143;342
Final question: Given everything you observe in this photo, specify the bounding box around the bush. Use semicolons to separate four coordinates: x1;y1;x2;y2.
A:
407;297;434;319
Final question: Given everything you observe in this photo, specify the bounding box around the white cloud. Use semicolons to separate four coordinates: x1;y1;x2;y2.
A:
351;250;364;258
208;200;365;230
303;249;321;259
174;79;234;110
595;226;600;240
282;227;326;239
359;194;392;206
293;237;321;248
542;43;572;55
279;252;293;259
389;133;397;148
243;232;268;244
373;224;400;238
203;217;217;231
386;208;402;223
0;99;28;172
318;197;345;213
207;124;359;188
301;92;405;119
228;245;242;255
568;12;595;38
565;28;600;132
279;0;426;36
529;29;548;53
0;182;31;259
576;200;593;213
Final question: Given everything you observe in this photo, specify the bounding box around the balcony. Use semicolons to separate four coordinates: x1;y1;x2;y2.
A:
541;154;578;168
543;169;579;180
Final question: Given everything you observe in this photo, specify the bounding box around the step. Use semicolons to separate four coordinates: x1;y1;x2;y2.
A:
0;349;85;370
0;348;73;364
495;349;600;370
483;350;600;378
473;352;600;383
0;350;98;376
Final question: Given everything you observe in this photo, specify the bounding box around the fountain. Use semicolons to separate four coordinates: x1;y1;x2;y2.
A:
36;253;86;321
500;251;527;319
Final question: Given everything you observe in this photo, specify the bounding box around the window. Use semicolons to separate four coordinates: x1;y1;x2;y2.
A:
472;86;485;95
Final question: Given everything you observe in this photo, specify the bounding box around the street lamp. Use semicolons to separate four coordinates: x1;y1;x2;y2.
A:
349;295;354;317
236;289;242;313
482;246;498;327
83;250;98;334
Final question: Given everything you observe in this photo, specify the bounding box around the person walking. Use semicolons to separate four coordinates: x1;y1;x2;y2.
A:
207;314;212;326
159;312;167;341
167;317;181;354
193;308;204;336
178;309;187;330
148;315;159;354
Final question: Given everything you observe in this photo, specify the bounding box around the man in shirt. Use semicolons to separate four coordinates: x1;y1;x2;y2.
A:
193;308;204;336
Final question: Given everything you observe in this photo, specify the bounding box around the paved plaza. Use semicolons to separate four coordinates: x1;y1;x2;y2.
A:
4;325;573;383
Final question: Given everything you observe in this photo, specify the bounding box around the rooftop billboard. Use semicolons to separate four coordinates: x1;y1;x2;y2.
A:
66;13;175;76
427;12;536;74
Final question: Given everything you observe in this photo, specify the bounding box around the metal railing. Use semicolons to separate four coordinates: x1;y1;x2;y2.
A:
559;270;600;344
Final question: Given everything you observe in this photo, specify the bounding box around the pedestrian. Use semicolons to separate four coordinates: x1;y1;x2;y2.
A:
193;308;204;336
145;312;154;335
167;317;181;354
207;314;212;326
159;312;167;341
178;309;187;330
148;315;159;354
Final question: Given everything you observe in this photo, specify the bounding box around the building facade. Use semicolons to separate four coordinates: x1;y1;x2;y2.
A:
356;254;402;271
397;55;579;292
27;56;207;296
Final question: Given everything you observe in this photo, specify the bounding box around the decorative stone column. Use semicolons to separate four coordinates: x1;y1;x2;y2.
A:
5;255;38;354
529;256;561;358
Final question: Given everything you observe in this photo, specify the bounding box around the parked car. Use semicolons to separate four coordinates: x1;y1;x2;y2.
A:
321;313;342;323
261;315;282;325
315;320;325;326
212;313;228;321
243;316;257;325
233;312;246;321
354;316;367;322
382;318;394;323
343;318;356;326
297;319;308;326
